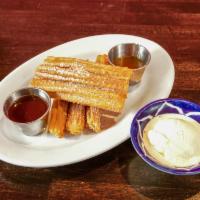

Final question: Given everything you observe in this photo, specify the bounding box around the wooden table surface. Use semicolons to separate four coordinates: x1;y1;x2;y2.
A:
0;0;200;199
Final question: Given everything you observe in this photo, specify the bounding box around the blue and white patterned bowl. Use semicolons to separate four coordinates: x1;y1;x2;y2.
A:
130;98;200;175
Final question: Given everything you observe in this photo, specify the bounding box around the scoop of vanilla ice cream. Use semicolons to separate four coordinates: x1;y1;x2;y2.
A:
143;114;200;168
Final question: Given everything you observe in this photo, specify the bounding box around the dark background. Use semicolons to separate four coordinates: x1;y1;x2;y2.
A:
0;1;200;199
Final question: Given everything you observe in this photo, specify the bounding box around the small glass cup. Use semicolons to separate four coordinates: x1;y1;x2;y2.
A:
108;43;151;85
3;87;51;136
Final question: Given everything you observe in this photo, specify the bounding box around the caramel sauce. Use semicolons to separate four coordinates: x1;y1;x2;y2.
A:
114;56;143;69
8;95;48;123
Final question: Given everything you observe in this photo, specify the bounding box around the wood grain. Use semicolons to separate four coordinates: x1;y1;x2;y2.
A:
0;0;200;199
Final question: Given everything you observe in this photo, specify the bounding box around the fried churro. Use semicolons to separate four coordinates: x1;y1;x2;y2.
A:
96;54;109;65
66;103;85;135
48;99;68;137
35;66;129;94
31;78;125;112
86;106;101;133
44;56;133;80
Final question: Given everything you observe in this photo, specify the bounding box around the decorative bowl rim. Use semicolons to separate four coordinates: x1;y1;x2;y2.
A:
130;98;200;175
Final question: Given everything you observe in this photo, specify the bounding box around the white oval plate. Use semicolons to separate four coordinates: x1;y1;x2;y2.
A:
0;34;174;167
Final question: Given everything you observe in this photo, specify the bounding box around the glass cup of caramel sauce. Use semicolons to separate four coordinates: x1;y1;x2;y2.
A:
108;43;151;85
3;88;51;136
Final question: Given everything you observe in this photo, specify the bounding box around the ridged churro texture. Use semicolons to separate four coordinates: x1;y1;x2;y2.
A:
48;99;68;138
66;103;85;135
44;56;132;80
35;65;128;93
86;106;101;133
31;56;132;112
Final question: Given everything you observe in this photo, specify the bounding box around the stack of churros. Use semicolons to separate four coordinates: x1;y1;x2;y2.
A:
31;55;133;137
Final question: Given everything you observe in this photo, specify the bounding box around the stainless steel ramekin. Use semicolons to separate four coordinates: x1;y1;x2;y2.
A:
3;87;51;136
108;43;151;85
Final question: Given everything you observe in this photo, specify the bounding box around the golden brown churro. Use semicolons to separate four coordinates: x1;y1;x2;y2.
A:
96;54;109;64
31;77;125;97
48;99;58;134
48;99;68;137
66;103;85;135
35;66;128;94
86;106;101;132
31;78;125;112
44;56;132;80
